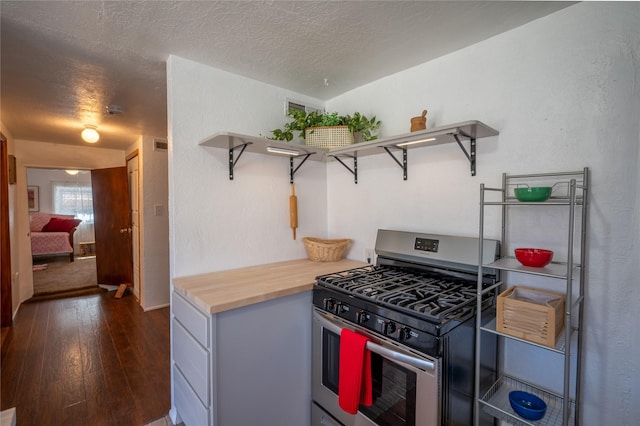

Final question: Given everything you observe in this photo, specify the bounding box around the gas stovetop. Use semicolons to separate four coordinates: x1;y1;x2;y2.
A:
315;265;478;323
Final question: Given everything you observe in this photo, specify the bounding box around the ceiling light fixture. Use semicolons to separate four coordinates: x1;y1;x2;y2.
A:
65;170;79;175
266;146;300;156
81;125;100;143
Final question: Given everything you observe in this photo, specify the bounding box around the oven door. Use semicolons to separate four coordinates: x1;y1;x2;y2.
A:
312;308;441;426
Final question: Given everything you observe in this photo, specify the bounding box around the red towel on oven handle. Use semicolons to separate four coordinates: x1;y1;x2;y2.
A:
338;328;373;414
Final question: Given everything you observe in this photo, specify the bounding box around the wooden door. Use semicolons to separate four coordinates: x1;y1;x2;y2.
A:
91;166;133;286
1;133;12;327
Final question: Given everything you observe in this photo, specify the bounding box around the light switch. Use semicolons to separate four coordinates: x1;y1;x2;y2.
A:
154;204;164;216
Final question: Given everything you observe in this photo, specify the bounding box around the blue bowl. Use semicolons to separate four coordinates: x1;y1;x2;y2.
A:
509;391;547;421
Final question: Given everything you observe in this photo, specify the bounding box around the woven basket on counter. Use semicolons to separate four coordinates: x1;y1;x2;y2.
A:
303;237;351;262
305;126;354;149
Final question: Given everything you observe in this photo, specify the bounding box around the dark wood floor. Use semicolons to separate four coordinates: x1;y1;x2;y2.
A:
1;291;171;425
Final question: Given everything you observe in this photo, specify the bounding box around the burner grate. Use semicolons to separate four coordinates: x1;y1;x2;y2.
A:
376;279;477;320
317;265;480;322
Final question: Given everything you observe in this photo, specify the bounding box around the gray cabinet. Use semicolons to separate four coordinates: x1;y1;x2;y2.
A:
171;290;313;426
474;169;589;426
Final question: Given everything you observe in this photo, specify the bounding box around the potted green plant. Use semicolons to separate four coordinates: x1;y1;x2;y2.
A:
269;110;381;148
343;112;382;143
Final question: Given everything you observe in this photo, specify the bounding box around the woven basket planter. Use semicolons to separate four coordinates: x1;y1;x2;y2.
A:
303;237;351;262
305;126;354;149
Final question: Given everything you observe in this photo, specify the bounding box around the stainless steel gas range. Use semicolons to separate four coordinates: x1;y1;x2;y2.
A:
311;229;500;426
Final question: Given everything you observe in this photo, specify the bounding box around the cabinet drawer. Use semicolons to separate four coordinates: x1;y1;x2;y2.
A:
174;365;210;426
173;320;210;405
173;291;209;347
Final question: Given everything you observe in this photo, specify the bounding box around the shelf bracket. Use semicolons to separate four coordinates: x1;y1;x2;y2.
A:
330;154;358;184
289;153;313;184
382;146;408;180
452;131;476;176
228;141;252;180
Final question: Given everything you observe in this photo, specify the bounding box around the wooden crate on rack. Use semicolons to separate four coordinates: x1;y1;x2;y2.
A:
496;286;565;347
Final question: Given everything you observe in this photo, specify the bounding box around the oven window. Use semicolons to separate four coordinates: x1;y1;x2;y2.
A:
322;327;341;394
322;329;417;426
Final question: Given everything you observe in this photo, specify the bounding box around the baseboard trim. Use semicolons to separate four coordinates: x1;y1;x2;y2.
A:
143;303;170;312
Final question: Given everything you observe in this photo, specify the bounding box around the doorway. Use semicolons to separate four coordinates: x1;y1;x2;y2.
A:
13;142;167;311
27;167;98;296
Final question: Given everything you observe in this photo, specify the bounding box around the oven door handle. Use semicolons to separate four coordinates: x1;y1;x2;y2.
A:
317;311;436;373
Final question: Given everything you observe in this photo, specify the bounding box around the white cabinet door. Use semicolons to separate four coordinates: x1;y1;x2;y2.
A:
173;292;210;347
173;366;209;426
173;320;210;404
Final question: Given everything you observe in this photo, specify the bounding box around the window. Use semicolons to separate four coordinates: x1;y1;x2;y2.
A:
53;181;94;223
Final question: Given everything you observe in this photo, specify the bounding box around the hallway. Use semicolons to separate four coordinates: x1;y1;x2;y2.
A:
1;291;170;425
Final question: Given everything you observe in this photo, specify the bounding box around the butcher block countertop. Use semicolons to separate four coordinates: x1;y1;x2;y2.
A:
173;258;367;314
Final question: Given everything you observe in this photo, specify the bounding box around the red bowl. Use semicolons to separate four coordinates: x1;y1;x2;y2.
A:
514;248;554;267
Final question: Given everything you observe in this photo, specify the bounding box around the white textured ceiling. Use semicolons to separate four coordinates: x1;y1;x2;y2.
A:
0;1;574;150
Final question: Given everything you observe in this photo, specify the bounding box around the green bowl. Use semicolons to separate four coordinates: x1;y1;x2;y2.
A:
514;187;552;202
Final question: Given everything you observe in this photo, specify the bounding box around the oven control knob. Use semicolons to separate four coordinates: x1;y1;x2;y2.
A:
333;302;343;315
355;310;369;324
398;327;411;341
382;321;396;335
323;298;335;311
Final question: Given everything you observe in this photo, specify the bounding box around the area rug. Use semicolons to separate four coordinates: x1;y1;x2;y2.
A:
32;255;98;295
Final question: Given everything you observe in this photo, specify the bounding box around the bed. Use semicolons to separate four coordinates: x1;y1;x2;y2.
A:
30;212;81;262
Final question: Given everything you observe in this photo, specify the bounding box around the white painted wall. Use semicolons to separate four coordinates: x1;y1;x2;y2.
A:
326;2;639;424
138;135;170;310
12;140;125;304
167;56;329;278
168;2;638;424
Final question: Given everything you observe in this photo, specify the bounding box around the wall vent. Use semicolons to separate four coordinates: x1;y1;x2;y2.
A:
285;98;324;115
153;138;168;151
